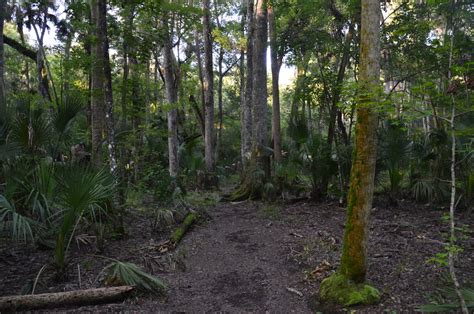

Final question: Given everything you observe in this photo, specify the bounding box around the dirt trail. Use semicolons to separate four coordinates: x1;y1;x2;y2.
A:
155;201;313;312
77;199;474;312
80;201;317;312
2;199;473;312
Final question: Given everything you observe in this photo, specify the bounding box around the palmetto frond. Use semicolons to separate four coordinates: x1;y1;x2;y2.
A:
0;195;36;242
20;161;56;223
103;260;167;294
54;165;116;271
53;94;84;135
11;113;52;152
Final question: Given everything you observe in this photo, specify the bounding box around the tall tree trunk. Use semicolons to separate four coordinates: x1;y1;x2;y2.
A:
145;60;151;128
163;16;179;179
121;44;129;129
203;0;215;177
239;1;246;165
319;0;381;305
268;1;281;163
130;55;140;132
98;0;119;211
90;0;106;167
37;53;51;101
194;29;206;136
0;0;5;120
340;0;380;285
320;25;353;197
62;31;74;96
241;0;254;164
31;8;55;104
15;14;31;91
153;50;160;105
85;42;92;126
252;0;269;175
217;48;224;152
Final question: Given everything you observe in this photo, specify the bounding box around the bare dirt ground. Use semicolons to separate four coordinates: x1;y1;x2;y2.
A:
1;198;473;312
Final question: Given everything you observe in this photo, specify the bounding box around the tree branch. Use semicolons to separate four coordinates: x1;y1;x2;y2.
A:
3;34;37;62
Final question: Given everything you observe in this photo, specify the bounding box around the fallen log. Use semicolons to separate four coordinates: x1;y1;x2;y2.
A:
0;286;134;311
155;212;197;253
170;212;197;245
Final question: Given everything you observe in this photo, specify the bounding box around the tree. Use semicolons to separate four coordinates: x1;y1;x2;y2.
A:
241;0;254;164
268;0;281;163
203;0;215;183
318;0;381;306
99;0;119;208
162;13;179;179
252;0;269;174
0;0;6;120
90;0;105;167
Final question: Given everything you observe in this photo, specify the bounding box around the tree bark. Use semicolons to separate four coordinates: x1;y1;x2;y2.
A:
98;0;120;211
130;55;141;132
319;0;381;306
3;34;37;61
252;0;269;174
202;0;215;176
121;43;129;129
268;1;281;163
0;286;134;311
62;31;74;95
90;0;106;168
321;25;353;197
446;12;468;313
217;47;224;149
241;0;254;164
239;2;246;166
194;29;206;136
162;15;179;179
0;0;6;119
339;0;380;283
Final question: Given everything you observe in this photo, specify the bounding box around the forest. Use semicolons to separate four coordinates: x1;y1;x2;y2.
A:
0;0;473;312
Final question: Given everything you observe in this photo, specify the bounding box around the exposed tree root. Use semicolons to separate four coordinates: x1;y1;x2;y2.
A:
227;151;267;201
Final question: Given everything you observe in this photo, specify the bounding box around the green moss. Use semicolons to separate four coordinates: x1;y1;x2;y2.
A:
170;213;196;244
319;273;380;306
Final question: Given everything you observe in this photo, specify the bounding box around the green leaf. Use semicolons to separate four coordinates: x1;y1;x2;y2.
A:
0;195;36;242
104;260;167;295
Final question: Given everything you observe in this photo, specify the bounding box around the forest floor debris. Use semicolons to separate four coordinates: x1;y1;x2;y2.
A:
1;198;473;312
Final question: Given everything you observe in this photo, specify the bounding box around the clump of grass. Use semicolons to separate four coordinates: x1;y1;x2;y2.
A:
185;191;221;208
260;203;281;219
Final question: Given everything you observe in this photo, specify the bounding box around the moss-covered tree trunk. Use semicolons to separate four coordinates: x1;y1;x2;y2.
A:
319;0;381;306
